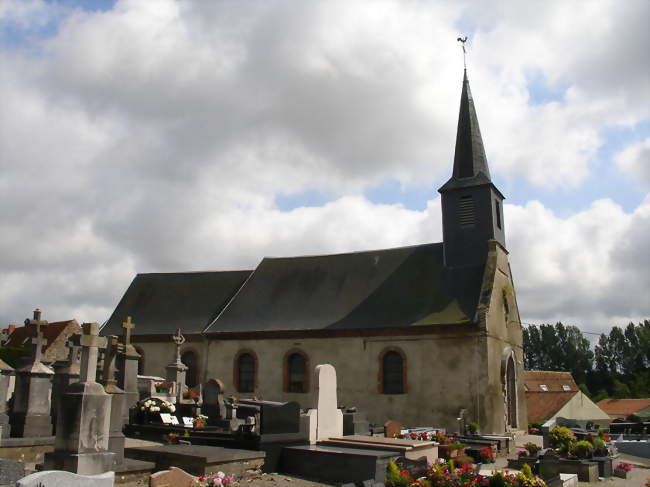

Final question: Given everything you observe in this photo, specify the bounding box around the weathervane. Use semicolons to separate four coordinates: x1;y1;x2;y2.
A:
457;35;468;69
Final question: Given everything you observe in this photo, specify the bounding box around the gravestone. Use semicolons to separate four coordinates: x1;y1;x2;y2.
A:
51;335;81;434
46;322;115;474
0;457;24;486
383;420;403;439
149;466;196;487
202;378;226;425
116;316;140;424
303;364;343;443
0;358;14;438
16;470;115;487
165;328;188;404
100;335;126;466
9;308;55;438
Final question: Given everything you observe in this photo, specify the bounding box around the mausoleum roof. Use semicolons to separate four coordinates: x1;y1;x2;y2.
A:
204;242;484;334
101;270;252;336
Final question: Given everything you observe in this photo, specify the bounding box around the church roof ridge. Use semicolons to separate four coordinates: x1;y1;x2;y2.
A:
260;241;442;261
135;269;252;276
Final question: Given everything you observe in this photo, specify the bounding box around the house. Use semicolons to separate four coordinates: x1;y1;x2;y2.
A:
597;398;650;420
525;371;610;424
4;319;81;364
101;69;527;434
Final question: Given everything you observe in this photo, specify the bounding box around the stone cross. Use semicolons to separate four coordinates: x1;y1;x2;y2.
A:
102;335;123;388
121;316;134;346
23;308;48;364
79;322;107;383
65;335;82;368
172;328;185;364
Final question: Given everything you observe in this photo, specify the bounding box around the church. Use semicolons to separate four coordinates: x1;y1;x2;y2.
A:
101;70;527;434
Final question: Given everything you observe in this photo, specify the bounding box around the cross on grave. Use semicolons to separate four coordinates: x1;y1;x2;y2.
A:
23;308;48;364
121;316;134;346
79;322;107;383
102;335;124;387
172;328;186;364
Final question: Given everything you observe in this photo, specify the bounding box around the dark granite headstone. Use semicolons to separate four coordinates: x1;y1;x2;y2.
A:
237;399;300;435
203;378;226;425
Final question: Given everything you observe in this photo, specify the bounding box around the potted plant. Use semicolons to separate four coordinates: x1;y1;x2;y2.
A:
467;422;480;435
549;426;576;455
193;416;207;428
524;442;541;457
154;381;173;393
439;442;465;459
613;462;633;479
162;432;179;444
570;440;594;460
196;472;236;487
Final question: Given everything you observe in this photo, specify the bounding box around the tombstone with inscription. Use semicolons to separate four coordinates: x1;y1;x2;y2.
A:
202;378;226;426
51;335;81;433
100;335;126;466
0;358;13;438
165;328;188;404
302;364;343;443
45;322;115;474
116;316;140;423
9;308;55;438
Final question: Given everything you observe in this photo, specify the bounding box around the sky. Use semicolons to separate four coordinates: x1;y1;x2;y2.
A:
0;0;648;335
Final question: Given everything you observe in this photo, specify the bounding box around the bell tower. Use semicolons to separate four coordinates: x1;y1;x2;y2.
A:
439;70;506;268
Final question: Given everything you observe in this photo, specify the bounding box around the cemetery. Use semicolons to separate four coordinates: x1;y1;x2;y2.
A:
2;310;645;486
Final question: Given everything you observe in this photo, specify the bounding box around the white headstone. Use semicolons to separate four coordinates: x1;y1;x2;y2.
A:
311;364;343;442
17;470;114;487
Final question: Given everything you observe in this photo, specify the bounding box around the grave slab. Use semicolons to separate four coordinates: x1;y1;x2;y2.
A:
16;470;114;487
281;444;398;483
0;457;25;486
324;435;438;463
124;444;265;476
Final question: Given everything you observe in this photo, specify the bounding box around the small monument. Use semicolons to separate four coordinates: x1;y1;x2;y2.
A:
9;308;55;438
303;364;343;443
116;316;140;423
0;358;14;438
100;335;126;466
202;378;226;425
51;335;81;433
165;328;188;403
46;322;115;474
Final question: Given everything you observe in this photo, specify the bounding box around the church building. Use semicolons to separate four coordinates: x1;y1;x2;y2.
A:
101;70;527;434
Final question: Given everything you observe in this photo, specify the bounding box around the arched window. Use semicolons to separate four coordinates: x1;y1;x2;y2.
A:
181;350;199;388
284;351;309;393
234;351;256;393
380;349;407;394
134;346;145;375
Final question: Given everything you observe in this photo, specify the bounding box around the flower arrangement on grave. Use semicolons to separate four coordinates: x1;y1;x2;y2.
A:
522;442;541;457
467;422;479;435
154;381;173;393
527;421;543;435
196;472;236;486
614;462;633;478
548;426;575;455
477;446;495;463
193;416;207;428
569;440;593;459
590;437;608;456
162;432;179;444
183;389;200;401
140;399;176;414
431;432;449;445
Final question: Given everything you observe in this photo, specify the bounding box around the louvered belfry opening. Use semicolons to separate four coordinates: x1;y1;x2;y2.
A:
458;195;476;229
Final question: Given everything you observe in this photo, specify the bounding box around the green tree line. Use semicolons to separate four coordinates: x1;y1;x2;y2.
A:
523;320;650;401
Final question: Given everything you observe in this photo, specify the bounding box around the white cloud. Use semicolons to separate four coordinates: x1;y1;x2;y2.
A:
615;138;650;190
0;0;648;333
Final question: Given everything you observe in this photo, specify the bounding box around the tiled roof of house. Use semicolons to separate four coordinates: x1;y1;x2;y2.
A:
5;320;75;351
597;398;650;417
524;370;578;393
526;391;576;423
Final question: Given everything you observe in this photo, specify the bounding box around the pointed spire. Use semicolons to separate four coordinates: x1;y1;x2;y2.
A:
453;69;490;180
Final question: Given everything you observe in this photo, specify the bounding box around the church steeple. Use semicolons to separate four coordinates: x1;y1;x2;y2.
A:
439;70;506;268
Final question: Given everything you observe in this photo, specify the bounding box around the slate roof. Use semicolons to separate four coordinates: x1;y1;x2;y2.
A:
439;70;498;195
524;371;578;392
597;398;650;417
204;243;485;334
101;271;252;336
